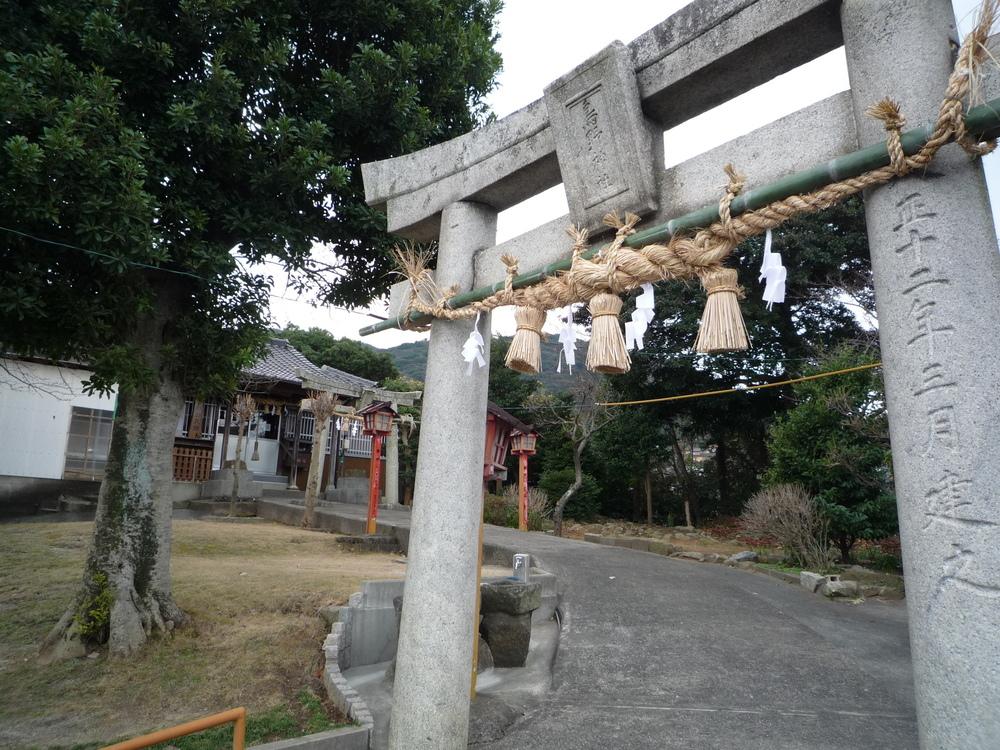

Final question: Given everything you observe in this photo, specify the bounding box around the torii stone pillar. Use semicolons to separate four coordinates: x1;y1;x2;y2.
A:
383;423;399;505
388;201;496;749
843;2;1000;746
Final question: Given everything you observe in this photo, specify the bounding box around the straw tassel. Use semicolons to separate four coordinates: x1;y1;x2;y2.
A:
505;306;546;373
586;293;631;374
693;268;750;353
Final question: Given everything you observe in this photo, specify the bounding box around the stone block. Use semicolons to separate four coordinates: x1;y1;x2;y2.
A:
676;550;705;562
477;636;494;673
648;540;678;557
532;596;558;625
529;568;557;598
481;581;542;616
615;536;651;552
800;571;825;593
361;579;405;608
583;533;611;545
347;606;399;666
480;611;532;668
543;42;658;233
819;578;860;599
337;535;401;554
726;551;759;565
251;725;370;750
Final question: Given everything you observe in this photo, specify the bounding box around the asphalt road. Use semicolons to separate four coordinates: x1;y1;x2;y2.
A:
302;502;919;749
479;527;917;749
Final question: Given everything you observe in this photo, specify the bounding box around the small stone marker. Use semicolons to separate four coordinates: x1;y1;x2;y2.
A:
543;42;659;233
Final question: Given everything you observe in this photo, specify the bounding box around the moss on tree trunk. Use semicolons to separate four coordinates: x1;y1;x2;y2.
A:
41;285;186;659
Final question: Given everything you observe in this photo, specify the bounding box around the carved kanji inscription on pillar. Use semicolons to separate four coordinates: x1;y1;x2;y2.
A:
544;42;658;233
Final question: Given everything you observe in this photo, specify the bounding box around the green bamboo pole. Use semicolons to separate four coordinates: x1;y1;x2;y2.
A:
360;96;1000;337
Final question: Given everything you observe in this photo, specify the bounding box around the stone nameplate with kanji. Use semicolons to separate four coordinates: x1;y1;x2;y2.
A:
543;42;659;233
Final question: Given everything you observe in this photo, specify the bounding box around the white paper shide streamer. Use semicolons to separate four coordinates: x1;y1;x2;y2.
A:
758;229;786;310
462;312;487;375
625;283;656;351
556;305;577;373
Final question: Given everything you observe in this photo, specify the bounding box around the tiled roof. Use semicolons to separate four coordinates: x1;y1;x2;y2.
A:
243;339;328;385
243;338;377;398
320;364;377;392
487;401;532;433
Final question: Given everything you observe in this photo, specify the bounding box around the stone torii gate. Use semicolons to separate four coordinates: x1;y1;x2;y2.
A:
359;2;1000;748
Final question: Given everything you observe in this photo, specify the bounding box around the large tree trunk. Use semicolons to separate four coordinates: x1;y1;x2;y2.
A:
42;286;186;660
668;423;696;527
644;468;653;526
552;440;586;537
229;420;246;516
302;416;330;528
715;432;730;515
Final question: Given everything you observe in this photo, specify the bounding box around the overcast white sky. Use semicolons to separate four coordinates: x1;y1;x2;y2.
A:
265;0;994;349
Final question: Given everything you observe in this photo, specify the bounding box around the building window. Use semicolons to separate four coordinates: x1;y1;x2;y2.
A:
176;400;219;439
64;407;114;480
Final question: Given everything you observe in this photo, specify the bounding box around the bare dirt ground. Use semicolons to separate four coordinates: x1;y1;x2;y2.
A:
0;517;504;749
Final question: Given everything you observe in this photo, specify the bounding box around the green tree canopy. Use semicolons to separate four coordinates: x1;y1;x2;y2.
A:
1;0;502;657
488;338;540;412
763;346;896;561
606;198;876;521
277;325;399;384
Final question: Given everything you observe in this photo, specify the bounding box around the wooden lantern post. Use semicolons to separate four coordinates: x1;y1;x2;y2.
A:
359;402;398;535
509;430;538;531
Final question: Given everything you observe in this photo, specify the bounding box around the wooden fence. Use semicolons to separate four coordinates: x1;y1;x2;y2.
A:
172;446;213;482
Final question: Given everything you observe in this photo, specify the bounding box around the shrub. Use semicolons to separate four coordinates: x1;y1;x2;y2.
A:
538;468;601;521
741;484;836;570
483;488;549;531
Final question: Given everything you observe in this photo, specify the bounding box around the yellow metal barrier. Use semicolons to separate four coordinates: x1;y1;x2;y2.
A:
100;707;246;750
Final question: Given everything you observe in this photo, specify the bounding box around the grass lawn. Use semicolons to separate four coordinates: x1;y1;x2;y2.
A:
0;517;413;749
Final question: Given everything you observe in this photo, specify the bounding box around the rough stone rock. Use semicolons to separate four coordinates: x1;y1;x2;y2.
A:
800;571;825;593
726;551;759;565
735;561;756;571
820;579;861;598
336;535;401;554
648;540;678;557
477;636;494;673
480;581;542;616
318;604;343;627
676;551;705;562
480;611;532;668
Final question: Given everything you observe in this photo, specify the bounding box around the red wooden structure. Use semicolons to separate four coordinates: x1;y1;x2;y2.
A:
358;401;398;534
483;403;537;529
510;429;538;531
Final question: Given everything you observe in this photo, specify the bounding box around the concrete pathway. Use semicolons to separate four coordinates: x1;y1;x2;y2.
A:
264;501;918;749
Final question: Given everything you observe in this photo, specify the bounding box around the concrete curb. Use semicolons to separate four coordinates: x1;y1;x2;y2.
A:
323;625;375;745
252;725;369;750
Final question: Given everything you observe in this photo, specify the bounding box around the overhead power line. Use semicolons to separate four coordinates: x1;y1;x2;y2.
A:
597;362;883;408
0;224;385;320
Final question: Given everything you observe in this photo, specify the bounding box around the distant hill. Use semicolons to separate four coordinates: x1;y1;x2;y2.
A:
385;336;594;393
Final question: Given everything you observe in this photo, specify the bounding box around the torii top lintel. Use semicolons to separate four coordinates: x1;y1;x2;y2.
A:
360;0;842;243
